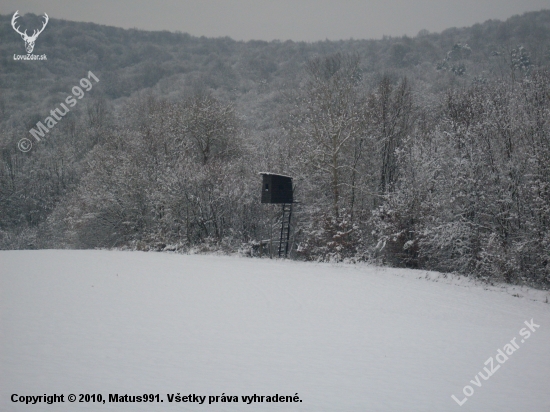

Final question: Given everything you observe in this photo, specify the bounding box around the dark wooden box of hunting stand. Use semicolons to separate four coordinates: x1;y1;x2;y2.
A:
260;173;293;204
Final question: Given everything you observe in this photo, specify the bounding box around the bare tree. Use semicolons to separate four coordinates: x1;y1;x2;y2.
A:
181;93;240;165
293;53;367;218
368;75;414;195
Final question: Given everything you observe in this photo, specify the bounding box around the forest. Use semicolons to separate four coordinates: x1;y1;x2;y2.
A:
0;10;549;288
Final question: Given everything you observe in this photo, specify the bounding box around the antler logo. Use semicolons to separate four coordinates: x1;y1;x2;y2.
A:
11;10;49;54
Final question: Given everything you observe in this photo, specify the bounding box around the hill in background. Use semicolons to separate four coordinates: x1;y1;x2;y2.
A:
1;10;549;126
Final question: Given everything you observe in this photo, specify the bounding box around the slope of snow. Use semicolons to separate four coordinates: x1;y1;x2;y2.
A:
1;250;549;411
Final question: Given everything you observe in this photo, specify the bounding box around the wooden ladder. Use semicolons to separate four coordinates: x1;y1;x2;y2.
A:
278;203;293;258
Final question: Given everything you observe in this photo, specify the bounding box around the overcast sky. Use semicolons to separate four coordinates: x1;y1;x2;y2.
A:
2;0;549;42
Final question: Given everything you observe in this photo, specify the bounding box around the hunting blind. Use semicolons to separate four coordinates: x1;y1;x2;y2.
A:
261;173;293;204
259;173;295;258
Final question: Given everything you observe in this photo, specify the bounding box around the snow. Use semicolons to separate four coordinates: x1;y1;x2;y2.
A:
1;250;549;411
258;172;293;178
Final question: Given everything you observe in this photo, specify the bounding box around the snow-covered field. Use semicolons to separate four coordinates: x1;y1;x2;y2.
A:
1;250;549;411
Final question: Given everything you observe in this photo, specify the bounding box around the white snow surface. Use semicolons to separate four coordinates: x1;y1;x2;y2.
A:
1;250;549;411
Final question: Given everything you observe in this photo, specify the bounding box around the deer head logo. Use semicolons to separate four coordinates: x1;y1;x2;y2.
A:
11;11;49;54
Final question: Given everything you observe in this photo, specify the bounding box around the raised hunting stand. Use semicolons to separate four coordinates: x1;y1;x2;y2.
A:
259;173;294;258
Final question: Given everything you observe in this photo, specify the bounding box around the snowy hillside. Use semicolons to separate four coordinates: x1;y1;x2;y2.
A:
1;250;549;411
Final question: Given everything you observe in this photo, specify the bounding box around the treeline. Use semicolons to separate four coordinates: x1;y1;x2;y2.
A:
0;11;549;288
